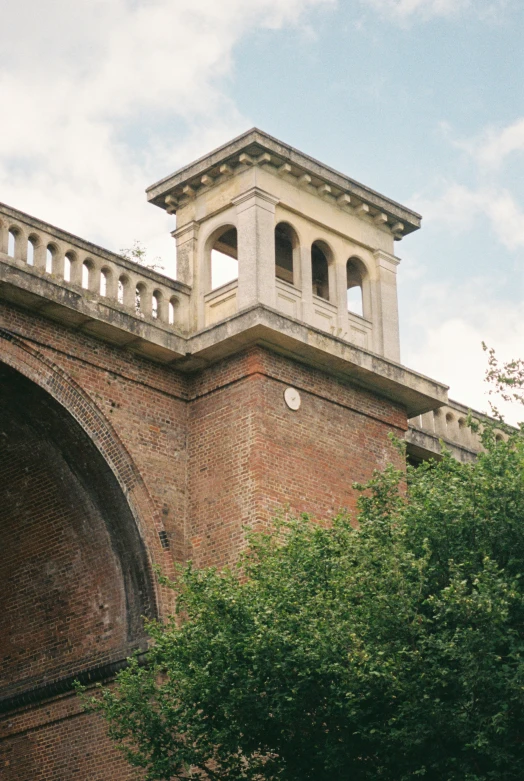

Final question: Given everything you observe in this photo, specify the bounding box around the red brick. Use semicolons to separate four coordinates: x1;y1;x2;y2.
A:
0;300;407;779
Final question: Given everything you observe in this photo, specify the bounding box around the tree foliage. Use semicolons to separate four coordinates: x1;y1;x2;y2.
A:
484;342;524;419
120;240;165;272
81;364;524;781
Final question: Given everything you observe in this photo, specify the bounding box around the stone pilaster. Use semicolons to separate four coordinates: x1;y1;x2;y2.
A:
172;221;199;288
373;250;401;362
233;187;279;311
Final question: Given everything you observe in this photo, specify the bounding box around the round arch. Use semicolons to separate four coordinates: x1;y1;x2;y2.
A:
311;238;335;302
204;223;238;291
0;329;171;708
346;255;372;319
0;328;164;622
275;221;300;287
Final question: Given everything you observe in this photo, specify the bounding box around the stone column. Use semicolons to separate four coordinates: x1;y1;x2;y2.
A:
335;259;348;336
373;250;401;362
299;246;313;323
233;187;279;311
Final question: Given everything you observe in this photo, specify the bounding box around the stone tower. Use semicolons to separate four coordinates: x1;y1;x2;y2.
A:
148;128;418;361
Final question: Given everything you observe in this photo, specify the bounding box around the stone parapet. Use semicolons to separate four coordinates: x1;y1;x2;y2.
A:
0;201;191;335
407;398;509;462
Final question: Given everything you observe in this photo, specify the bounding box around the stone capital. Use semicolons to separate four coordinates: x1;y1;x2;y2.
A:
171;221;200;242
232;187;280;214
373;249;400;271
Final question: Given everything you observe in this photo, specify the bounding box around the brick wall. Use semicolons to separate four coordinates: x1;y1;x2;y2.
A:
0;388;127;697
0;299;407;779
0;696;139;780
187;348;406;567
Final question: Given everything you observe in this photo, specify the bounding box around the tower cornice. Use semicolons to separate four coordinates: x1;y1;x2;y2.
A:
146;128;421;240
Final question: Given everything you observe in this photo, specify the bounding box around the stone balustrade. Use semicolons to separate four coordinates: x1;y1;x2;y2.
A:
408;398;508;462
0;202;190;332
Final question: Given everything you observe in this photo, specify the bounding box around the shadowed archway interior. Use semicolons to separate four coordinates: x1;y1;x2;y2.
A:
0;363;155;704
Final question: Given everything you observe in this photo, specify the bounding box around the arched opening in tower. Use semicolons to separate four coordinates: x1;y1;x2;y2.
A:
210;226;238;290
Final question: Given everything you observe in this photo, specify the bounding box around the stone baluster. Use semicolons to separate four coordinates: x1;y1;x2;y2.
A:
335;259;348;334
70;255;83;286
15;228;28;263
157;292;169;323
34;237;47;271
52;244;65;278
121;275;136;310
138;283;152;318
87;260;100;294
299;246;313;323
103;265;118;300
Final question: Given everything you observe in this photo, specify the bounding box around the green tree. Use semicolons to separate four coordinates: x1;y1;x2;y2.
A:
120;240;165;273
81;363;524;781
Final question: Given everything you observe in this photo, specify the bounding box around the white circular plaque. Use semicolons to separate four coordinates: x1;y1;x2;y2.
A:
284;387;301;411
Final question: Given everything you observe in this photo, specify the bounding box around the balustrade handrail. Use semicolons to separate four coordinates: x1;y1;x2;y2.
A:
0;201;192;330
409;397;511;456
0;201;190;293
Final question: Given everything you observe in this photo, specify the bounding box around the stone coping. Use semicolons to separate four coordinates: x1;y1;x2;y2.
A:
146;128;421;237
184;305;448;417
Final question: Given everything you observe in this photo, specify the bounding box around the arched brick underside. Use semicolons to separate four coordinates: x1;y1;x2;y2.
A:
0;329;160;710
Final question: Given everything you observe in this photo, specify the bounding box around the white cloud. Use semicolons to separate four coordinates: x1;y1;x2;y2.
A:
0;0;334;271
409;115;524;252
458;117;524;169
401;112;524;425
418;183;524;250
403;280;524;425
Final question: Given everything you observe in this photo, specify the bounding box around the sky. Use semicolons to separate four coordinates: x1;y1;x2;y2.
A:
1;0;523;421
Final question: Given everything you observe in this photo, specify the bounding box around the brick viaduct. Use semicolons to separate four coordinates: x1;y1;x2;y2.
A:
0;130;482;779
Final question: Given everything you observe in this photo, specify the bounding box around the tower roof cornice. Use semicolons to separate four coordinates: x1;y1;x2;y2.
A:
146;128;421;239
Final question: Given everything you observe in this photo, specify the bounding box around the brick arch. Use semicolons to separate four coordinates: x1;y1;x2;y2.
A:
0;328;170;694
0;326;165;544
